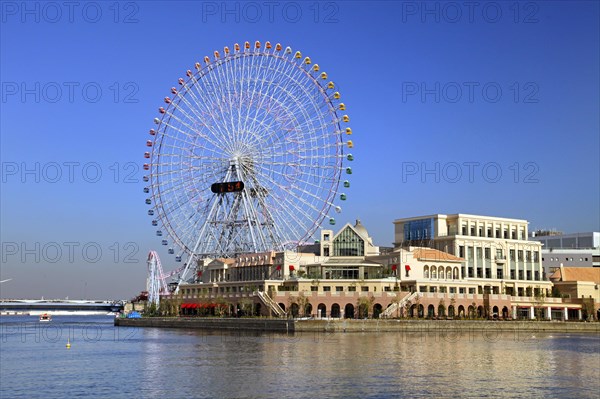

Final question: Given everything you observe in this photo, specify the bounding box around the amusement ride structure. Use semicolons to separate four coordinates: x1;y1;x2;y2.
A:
144;41;354;305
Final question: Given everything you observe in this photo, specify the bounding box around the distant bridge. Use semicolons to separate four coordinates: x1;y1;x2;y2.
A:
0;300;123;314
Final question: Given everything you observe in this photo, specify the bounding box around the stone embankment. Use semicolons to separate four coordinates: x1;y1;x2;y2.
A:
115;317;600;334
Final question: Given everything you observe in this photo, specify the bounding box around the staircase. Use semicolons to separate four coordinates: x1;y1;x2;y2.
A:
255;291;286;318
381;292;420;318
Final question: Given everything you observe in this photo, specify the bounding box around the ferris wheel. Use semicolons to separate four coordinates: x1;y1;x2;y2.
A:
143;41;354;285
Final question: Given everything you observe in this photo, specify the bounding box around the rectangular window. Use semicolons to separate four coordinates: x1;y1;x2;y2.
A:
384;286;391;292
470;227;475;236
510;250;516;261
534;271;540;281
497;269;503;279
510;270;515;279
478;227;483;237
533;252;539;262
336;286;343;292
467;247;474;260
469;288;476;294
403;218;435;241
504;229;509;239
348;286;356;292
496;228;501;238
496;249;504;259
462;226;467;235
459;246;465;258
518;271;524;280
518;250;523;261
476;247;483;259
526;271;532;280
449;287;456;293
526;251;531;262
512;231;517;240
323;286;331;291
324;233;330;241
487;228;492;237
484;248;491;259
323;247;330;257
361;286;369;292
311;286;318;291
459;287;465;293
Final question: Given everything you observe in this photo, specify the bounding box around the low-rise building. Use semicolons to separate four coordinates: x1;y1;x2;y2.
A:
172;216;589;321
529;231;600;275
393;214;551;296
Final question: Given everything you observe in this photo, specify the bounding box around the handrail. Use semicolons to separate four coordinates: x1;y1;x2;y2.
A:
255;291;285;317
381;292;419;318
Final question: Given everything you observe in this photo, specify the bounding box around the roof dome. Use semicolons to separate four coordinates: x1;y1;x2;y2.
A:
353;219;369;239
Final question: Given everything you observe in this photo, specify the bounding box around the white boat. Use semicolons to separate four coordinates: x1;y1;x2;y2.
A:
39;313;52;322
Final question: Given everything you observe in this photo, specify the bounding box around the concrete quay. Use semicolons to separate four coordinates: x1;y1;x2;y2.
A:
115;317;600;335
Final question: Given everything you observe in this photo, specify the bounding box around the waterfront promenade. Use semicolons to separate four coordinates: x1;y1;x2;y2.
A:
115;317;600;334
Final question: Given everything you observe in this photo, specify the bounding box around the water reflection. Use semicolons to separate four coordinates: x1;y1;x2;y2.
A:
134;330;599;399
1;317;598;399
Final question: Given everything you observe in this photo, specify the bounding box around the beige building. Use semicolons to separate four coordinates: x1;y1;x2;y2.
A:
171;217;586;320
550;266;600;312
393;214;551;297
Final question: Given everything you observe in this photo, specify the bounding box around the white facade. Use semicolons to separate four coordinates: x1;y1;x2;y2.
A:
393;214;550;296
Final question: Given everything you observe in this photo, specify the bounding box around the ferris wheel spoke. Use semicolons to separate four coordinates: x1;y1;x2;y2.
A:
250;166;331;226
180;72;236;147
159;115;227;156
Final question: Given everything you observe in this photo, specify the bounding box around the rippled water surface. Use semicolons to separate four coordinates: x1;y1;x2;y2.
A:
1;316;599;398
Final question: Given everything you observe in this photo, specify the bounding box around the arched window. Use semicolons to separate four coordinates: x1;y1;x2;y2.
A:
424;266;429;279
438;266;444;279
446;267;452;280
453;267;459;279
431;267;437;279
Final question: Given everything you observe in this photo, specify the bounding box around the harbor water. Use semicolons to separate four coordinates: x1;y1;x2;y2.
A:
1;316;599;398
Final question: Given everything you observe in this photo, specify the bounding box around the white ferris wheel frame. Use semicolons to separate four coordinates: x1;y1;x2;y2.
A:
143;41;354;290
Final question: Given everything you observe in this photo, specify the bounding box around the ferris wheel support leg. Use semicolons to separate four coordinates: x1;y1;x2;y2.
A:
174;166;235;293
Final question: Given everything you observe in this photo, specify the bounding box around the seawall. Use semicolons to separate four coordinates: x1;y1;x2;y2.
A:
115;317;600;334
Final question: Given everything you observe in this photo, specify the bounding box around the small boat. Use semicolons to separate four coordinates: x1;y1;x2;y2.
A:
39;313;52;322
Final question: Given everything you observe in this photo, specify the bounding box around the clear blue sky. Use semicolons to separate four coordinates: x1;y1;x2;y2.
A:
1;1;598;299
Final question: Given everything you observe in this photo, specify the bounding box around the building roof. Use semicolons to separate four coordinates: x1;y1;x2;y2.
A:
394;213;528;224
311;258;382;267
549;267;600;283
353;219;369;239
412;248;464;262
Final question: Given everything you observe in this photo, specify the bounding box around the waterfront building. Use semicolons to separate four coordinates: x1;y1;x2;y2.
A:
529;231;600;275
172;216;589;321
549;266;600;303
393;214;552;297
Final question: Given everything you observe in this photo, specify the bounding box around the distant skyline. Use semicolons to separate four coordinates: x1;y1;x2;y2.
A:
1;1;598;299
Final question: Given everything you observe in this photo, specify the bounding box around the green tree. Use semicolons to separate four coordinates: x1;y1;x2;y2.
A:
357;295;375;319
532;286;546;320
239;298;253;316
438;298;446;318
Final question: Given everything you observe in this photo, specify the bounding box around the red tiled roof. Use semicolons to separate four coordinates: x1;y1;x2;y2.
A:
413;248;463;262
549;267;600;283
